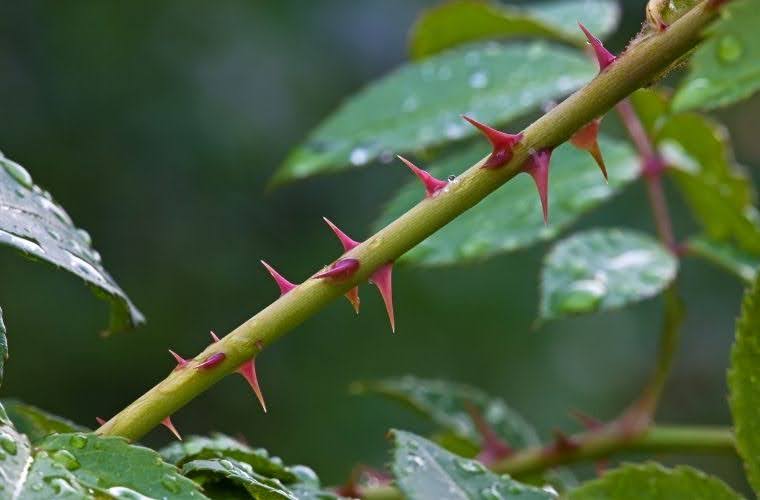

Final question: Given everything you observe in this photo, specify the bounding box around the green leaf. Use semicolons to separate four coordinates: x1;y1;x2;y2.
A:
374;137;638;266
272;41;594;184
687;236;759;283
0;152;144;334
409;0;620;59
160;433;297;482
673;0;760;111
1;399;87;444
540;229;677;320
566;462;743;499
390;430;553;500
729;273;760;495
0;307;6;387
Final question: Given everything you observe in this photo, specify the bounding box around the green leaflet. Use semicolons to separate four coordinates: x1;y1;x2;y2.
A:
409;0;620;59
0;307;6;387
390;430;553;500
687;236;759;283
566;462;743;500
673;0;760;111
540;229;677;320
1;399;88;444
0;152;144;334
729;274;760;495
272;41;594;185
374;137;638;266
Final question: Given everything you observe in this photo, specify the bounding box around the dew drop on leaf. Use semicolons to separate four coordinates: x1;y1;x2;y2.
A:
0;432;17;455
52;449;81;470
161;474;181;493
69;433;88;449
717;35;742;63
1;158;33;188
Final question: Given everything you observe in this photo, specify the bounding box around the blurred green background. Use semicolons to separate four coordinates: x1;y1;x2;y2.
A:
0;0;757;492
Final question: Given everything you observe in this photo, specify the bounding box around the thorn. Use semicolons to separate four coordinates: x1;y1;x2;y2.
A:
323;217;360;251
161;416;182;441
209;330;221;343
552;429;579;452
169;349;189;369
237;359;267;413
397;155;448;197
462;115;523;168
197;352;226;369
578;23;616;71
261;260;297;295
370;263;395;333
465;403;513;466
314;258;360;280
95;417;106;426
345;286;361;314
569;409;603;430
522;148;554;224
570;119;608;180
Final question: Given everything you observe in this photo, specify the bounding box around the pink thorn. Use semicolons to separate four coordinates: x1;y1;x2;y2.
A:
237;359;267;413
462;115;523;168
197;352;226;369
345;286;361;315
322;217;360;251
570;119;608;180
169;349;189;369
397;155;448;198
370;263;395;333
95;417;106;426
570;409;603;430
523;148;554;224
314;258;360;280
578;23;616;71
161;416;182;441
260;260;297;295
209;330;221;343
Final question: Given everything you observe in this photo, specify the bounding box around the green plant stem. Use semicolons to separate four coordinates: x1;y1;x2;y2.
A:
98;2;720;441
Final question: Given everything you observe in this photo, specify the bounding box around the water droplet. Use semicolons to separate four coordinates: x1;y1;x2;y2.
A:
76;228;92;246
1;158;33;188
67;252;104;283
447;175;456;181
480;485;503;500
69;434;88;449
289;465;319;486
468;71;489;89
220;459;234;470
161;474;181;493
31;483;43;492
717;35;742;63
401;96;419;113
445;121;466;139
52;449;80;470
106;486;153;499
47;477;78;495
349;148;370;166
0;433;17;455
556;279;606;314
38;197;72;225
455;458;485;473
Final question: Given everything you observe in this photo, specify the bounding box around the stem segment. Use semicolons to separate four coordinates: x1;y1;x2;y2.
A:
98;2;719;441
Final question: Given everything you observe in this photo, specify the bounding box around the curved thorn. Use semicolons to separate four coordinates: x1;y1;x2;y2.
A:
322;217;360;251
314;258;360;280
578;22;617;71
462;115;523;168
168;349;189;369
209;330;221;343
523;148;554;224
237;359;267;413
345;286;361;314
570;119;608;180
397;155;448;197
371;263;395;333
161;416;182;441
197;352;226;369
261;260;297;295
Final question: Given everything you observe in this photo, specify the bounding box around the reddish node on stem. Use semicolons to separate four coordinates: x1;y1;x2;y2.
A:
570;118;608;180
95;417;106;426
237;359;267;413
465;403;513;466
168;349;189;369
522;148;554;224
370;263;395;333
323;217;360;251
197;352;226;370
397;155;449;198
578;23;617;71
552;429;580;452
314;258;360;280
161;416;182;441
261;260;297;295
462;115;523;168
209;330;221;343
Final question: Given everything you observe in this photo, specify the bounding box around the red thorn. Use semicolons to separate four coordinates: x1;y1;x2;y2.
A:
578;23;616;71
161;416;182;441
462;115;523;168
465;403;513;466
209;330;221;343
570;409;604;430
323;217;360;251
197;352;226;369
370;263;395;333
95;417;106;426
314;258;360;280
397;155;448;198
169;349;189;369
345;286;361;314
261;260;297;295
237;359;267;413
570;119;608;180
523;148;553;224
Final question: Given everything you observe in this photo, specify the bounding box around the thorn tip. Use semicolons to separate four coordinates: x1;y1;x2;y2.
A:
261;260;297;295
462;115;523;168
578;22;617;71
397;155;448;197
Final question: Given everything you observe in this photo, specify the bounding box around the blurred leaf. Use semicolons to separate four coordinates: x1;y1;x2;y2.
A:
272;42;594;185
566;462;743;499
687;236;759;283
1;399;87;444
540;229;677;320
374;137;638;266
673;0;760;111
729;273;760;495
0;152;144;334
0;307;6;387
160;433;297;482
352;376;539;450
409;0;620;59
628;88;670;137
390;430;552;500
